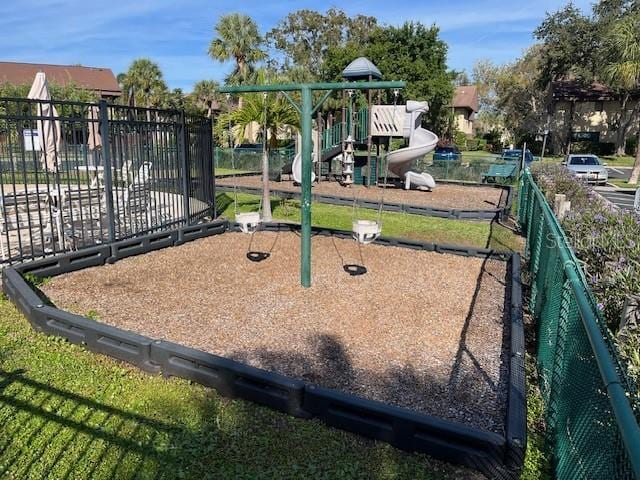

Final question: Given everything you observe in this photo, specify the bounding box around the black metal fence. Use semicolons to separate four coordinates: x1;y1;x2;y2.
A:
0;97;215;264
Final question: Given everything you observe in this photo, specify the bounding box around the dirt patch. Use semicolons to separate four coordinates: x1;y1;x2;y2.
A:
217;176;507;211
42;231;510;434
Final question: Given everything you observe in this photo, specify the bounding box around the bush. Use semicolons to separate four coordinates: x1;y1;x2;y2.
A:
571;141;616;156
626;137;638;156
531;162;640;382
465;137;487;151
453;131;468;150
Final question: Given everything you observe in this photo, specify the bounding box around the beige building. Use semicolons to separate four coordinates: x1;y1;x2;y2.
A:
549;81;639;155
452;85;479;136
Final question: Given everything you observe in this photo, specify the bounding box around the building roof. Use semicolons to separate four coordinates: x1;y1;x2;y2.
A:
342;57;382;80
550;80;640;101
453;85;479;112
0;61;121;97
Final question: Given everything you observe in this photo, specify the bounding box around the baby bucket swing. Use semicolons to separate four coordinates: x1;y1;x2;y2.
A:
227;93;272;261
350;88;398;246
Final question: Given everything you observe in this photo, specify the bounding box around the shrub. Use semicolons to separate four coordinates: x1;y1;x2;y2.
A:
531;162;640;383
453;131;468;150
626;137;638;156
571;141;616;156
531;163;599;212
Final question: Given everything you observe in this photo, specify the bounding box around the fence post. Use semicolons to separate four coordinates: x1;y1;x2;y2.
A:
177;111;190;243
98;100;116;243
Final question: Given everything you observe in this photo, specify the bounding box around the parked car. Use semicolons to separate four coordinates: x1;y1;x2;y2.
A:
562;154;608;185
432;145;461;161
501;149;534;164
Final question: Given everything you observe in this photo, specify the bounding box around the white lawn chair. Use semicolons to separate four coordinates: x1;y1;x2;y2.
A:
0;190;55;260
53;186;105;250
116;162;158;233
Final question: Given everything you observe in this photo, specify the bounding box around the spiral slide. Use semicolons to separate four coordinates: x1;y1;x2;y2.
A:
386;102;439;190
292;152;316;183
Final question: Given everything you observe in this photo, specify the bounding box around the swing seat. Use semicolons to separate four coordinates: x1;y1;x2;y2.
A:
236;212;262;234
352;220;381;244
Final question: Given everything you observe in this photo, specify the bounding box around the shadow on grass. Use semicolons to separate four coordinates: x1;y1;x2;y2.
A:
0;369;203;479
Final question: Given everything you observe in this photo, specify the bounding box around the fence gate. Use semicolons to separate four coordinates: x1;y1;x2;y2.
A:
0;97;214;265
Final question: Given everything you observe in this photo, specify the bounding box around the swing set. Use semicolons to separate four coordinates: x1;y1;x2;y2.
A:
219;81;405;288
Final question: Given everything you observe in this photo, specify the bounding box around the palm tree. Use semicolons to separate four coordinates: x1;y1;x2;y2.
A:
121;59;168;109
208;14;266;86
192;80;221;118
604;14;640;183
221;70;299;221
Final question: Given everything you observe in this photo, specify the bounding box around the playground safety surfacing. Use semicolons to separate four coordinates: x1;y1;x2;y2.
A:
42;231;509;434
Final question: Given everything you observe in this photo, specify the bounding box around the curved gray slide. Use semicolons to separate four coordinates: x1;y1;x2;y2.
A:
386;102;439;190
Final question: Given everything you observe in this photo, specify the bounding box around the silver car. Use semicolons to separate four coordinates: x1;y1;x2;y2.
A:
562;154;608;185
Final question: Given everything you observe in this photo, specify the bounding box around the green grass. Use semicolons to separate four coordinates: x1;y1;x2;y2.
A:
219;192;522;252
0;297;478;479
215;168;255;176
520;355;552;480
601;155;635;167
608;179;639;190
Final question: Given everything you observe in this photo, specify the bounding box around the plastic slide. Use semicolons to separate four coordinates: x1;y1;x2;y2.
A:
386;102;439;190
292;152;316;183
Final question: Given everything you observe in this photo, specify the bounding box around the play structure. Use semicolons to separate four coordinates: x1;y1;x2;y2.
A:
221;58;442;287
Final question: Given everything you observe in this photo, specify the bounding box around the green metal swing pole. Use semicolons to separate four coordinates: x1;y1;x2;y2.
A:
219;81;405;288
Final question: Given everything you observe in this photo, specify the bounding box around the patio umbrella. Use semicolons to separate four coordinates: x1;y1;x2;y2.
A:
87;105;101;151
27;72;61;172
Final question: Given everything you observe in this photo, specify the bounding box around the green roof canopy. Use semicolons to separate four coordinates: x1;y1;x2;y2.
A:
342;57;382;80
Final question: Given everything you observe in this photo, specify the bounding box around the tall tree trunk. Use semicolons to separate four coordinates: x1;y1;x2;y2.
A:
615;94;631;156
629;121;640;185
261;128;272;221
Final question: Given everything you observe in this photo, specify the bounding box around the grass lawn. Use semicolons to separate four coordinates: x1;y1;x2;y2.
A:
608;178;639;190
215;167;256;176
218;192;522;252
601;155;636;167
0;298;477;480
0;192;541;479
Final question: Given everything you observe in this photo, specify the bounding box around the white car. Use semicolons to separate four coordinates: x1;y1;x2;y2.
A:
562;154;608;185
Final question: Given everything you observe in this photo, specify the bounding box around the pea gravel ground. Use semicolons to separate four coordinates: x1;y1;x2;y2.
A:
42;232;510;434
216;176;507;211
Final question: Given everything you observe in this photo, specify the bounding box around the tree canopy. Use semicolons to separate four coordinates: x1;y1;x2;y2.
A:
324;22;455;134
209;13;266;85
266;8;377;79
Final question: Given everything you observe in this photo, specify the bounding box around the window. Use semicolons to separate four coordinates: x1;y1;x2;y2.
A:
595;101;604;112
569;156;600;166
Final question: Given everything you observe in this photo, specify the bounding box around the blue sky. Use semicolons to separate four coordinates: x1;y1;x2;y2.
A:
0;0;592;91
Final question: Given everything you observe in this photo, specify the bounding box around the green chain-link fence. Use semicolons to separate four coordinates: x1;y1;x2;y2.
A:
518;170;640;479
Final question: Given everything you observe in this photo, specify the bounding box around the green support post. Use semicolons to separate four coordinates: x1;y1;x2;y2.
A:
219;80;405;288
300;87;313;287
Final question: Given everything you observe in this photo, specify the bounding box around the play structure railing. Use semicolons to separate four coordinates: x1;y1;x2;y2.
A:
518;169;640;479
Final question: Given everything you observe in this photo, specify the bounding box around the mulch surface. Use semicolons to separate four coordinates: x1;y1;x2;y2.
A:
43;232;510;434
216;176;507;211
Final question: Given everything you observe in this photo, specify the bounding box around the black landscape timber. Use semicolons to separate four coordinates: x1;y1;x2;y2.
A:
216;181;513;221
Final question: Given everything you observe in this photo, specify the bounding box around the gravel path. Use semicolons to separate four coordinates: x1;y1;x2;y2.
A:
43;232;510;434
217;176;507;211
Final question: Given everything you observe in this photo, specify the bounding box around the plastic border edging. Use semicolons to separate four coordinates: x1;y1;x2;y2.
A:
216;183;512;221
3;219;524;480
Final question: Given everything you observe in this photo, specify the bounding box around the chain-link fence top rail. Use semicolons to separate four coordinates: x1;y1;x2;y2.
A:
517;170;640;479
0;97;214;263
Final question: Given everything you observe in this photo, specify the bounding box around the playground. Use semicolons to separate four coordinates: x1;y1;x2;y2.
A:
41;230;511;434
0;59;526;480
